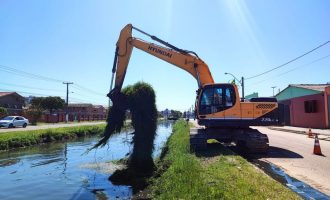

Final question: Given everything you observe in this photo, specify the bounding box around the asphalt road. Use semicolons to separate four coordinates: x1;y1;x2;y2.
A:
253;127;330;195
0;121;106;133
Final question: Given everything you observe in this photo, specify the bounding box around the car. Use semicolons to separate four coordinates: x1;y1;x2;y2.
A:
0;116;29;128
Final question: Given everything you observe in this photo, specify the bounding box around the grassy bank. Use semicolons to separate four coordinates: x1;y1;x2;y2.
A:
0;124;106;151
150;120;300;199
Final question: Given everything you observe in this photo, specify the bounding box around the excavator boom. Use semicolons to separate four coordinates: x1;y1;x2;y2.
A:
110;24;214;92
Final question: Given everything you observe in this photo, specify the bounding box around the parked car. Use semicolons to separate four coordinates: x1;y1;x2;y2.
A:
0;116;29;128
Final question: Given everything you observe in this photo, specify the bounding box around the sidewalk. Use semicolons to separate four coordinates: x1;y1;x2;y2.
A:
0;121;106;133
269;126;330;141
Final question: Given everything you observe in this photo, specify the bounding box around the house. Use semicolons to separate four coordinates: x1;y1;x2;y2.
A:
275;84;330;129
67;103;106;121
0;92;25;115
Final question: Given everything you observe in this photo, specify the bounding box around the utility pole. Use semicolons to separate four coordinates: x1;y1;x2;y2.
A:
241;76;244;102
271;86;276;97
63;82;73;122
224;72;245;102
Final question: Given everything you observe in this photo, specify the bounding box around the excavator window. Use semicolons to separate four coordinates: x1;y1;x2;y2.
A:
199;85;236;115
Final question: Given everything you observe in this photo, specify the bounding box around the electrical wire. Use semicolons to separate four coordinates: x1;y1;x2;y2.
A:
72;84;105;96
0;81;63;92
0;63;106;99
245;40;330;80
0;88;66;98
0;64;65;83
0;87;106;105
246;53;330;88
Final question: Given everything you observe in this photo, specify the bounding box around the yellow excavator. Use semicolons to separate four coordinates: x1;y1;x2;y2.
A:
109;24;281;153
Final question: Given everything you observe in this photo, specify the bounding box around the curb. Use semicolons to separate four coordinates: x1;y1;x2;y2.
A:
268;127;330;141
269;127;306;135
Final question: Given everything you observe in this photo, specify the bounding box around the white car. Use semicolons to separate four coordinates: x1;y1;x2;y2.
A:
0;116;29;128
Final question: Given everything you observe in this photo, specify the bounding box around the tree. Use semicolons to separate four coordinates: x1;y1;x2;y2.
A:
31;96;65;114
170;109;182;119
41;97;65;114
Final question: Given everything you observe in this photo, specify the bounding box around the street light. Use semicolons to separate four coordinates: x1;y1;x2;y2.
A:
224;72;245;102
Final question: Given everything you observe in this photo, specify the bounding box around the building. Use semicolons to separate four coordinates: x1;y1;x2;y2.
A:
0;92;25;115
67;103;106;121
275;84;330;129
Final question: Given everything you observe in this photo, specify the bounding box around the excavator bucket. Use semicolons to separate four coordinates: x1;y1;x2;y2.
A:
107;88;128;111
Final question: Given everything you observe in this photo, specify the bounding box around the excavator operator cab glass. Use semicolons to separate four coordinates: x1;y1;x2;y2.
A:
199;84;236;115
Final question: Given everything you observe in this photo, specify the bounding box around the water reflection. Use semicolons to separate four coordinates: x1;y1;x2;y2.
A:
0;121;173;200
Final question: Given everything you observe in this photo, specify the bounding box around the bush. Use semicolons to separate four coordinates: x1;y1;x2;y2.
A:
0;107;8;118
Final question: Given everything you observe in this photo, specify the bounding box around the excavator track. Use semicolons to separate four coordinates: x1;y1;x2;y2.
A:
190;128;207;151
190;127;269;153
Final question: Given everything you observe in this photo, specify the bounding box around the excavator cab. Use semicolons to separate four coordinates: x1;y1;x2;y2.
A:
198;84;236;115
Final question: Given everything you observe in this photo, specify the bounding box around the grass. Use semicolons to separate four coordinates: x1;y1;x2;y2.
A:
150;120;301;199
0;124;106;151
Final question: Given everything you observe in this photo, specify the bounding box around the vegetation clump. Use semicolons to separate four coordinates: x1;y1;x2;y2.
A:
94;82;158;188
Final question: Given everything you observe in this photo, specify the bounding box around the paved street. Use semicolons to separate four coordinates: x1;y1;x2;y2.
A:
254;127;330;195
0;121;106;133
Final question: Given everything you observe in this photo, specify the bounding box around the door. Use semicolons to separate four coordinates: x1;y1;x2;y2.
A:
14;117;24;126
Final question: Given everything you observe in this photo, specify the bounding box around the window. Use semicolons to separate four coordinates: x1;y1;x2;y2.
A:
225;88;233;107
199;85;236;115
304;100;317;113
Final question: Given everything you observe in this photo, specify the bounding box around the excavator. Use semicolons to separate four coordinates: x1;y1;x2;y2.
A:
108;24;281;153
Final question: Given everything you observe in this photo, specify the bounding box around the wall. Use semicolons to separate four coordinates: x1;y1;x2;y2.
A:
290;93;326;128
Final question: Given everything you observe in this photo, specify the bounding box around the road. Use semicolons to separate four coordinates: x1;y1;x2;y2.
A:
254;127;330;195
0;121;106;133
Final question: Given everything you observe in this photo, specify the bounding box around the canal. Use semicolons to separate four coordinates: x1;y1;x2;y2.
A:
0;121;173;200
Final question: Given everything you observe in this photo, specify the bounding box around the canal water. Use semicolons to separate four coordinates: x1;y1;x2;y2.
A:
0;121;173;200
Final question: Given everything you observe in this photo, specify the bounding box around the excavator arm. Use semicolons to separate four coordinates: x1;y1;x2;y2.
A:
109;24;214;96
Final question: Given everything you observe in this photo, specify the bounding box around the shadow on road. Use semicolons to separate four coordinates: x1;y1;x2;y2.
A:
229;145;303;160
193;142;303;160
262;146;303;159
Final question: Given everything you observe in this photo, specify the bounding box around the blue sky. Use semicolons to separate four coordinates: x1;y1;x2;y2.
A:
0;0;329;111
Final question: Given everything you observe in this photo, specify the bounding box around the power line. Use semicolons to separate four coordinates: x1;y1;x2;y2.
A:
246;53;330;88
0;81;63;92
72;84;105;96
0;64;65;83
0;88;106;105
245;40;330;80
0;63;106;97
0;88;66;98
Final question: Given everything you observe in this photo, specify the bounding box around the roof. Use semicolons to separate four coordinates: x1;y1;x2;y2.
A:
0;92;24;98
93;105;104;109
289;84;330;92
0;92;15;97
68;103;93;108
275;84;330;101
